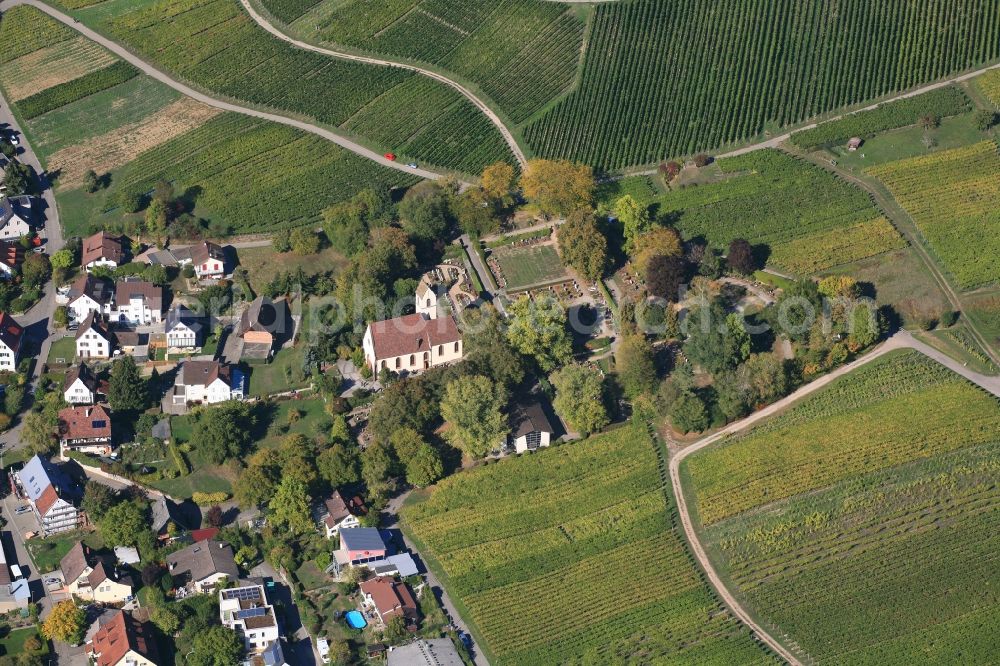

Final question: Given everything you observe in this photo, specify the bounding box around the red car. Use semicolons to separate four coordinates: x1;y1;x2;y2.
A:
384;152;396;161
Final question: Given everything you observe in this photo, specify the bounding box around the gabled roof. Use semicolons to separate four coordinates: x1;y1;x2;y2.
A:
165;305;201;332
17;454;62;502
89;611;159;666
323;491;366;528
0;240;23;270
60;541;91;584
0;311;23;353
189;241;224;266
36;485;63;517
339;527;386;552
179;360;232;388
68;274;114;306
58;404;112;441
360;577;417;620
165;539;239;584
82;231;125;266
64;363;99;394
0;196;30;229
88;560;131;589
509;402;554;439
115;279;163;312
238;296;285;336
75;311;113;342
367;313;462;360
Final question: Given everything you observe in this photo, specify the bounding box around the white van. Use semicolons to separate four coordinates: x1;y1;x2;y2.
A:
10;564;23;579
316;637;330;663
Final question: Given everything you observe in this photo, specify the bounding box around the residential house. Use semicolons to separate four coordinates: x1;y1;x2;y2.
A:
359;577;418;626
83;231;126;272
180;241;227;279
0;311;22;371
88;610;160;666
508;402;554;454
330;528;387;576
166;361;245;413
60;542;133;604
76;312;115;359
63;363;103;404
387;639;463;666
0;240;23;278
14;455;80;535
0;196;32;239
255;640;289;666
219;583;281;655
370;553;419;579
165;539;239;593
223;296;289;363
113;329;149;361
164;305;203;348
317;490;366;538
114;279;163;325
67;274;115;323
150;495;185;540
362;313;463;375
58;404;113;456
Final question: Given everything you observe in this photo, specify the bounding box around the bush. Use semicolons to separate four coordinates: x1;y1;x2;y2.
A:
192;491;229;506
938;310;959;328
693;153;712;167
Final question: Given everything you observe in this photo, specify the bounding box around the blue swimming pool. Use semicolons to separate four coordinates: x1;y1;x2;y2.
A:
345;610;367;629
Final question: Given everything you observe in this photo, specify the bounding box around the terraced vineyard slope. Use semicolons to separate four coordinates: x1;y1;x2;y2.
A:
682;350;1000;663
651;150;905;275
91;0;514;174
402;420;772;665
867;140;1000;290
524;0;1000;170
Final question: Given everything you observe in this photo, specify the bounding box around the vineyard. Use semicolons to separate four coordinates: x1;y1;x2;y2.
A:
684;354;1000;662
867;140;1000;289
276;0;584;124
19;61;138;119
683;350;1000;526
98;0;513;174
652;150;904;275
0;36;116;101
0;5;74;63
790;86;971;150
402;421;771;665
523;0;1000;170
977;69;1000;108
91;114;420;234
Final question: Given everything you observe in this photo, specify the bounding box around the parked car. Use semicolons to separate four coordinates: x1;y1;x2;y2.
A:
9;136;19;146
407;162;418;169
14;505;31;515
44;577;61;587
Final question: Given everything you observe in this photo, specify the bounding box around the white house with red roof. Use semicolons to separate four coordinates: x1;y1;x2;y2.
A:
178;241;227;279
0;311;22;371
14;455;80;536
82;231;126;272
58;404;113;456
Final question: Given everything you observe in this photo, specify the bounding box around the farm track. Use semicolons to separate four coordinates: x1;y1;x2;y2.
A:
669;330;1000;665
240;0;527;168
0;0;456;183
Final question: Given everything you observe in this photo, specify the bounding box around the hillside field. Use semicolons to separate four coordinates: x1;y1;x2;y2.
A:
524;0;1000;170
650;150;905;275
0;5;419;236
402;420;772;665
88;0;513;174
682;350;1000;663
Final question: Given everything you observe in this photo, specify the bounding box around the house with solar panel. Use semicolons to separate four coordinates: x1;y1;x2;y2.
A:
14;455;80;536
58;404;114;457
219;583;282;658
327;527;388;577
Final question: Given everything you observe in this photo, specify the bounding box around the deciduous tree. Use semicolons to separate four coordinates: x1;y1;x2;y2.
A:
399;180;451;241
189;626;242;666
520;159;594;218
616;334;657;398
405;442;443;487
506;295;573;372
614;195;652;254
317;443;361;489
481;161;516;207
191;401;256;465
550;363;609;435
726;238;755;275
290;228;321;255
99;500;148;547
441;375;507;459
556;209;608;281
634;227;682;279
670;390;708;433
268;476;312;534
646;254;689;302
41;601;86;644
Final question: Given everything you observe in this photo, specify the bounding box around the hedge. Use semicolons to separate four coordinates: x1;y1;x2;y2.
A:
19;61;139;119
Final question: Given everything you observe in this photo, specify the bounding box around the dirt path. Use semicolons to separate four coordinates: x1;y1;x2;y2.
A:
668;330;1000;665
0;0;454;183
240;0;527;168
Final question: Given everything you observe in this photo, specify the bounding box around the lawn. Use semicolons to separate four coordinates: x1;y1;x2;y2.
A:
27;529;103;573
917;324;999;376
681;350;1000;663
491;244;567;292
962;290;1000;350
253;398;329;451
247;346;310;397
45;335;76;365
401;420;770;665
0;627;48;659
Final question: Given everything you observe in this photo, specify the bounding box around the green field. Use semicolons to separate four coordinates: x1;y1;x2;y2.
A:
283;0;585;125
86;0;512;174
867;140;1000;290
682;350;1000;663
402;421;771;665
652;150;905;275
491;243;566;291
524;0;1000;170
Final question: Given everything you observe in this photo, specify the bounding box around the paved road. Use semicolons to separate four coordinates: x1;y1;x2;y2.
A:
240;0;526;168
668;330;1000;665
385;492;488;666
0;0;454;183
459;234;505;316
